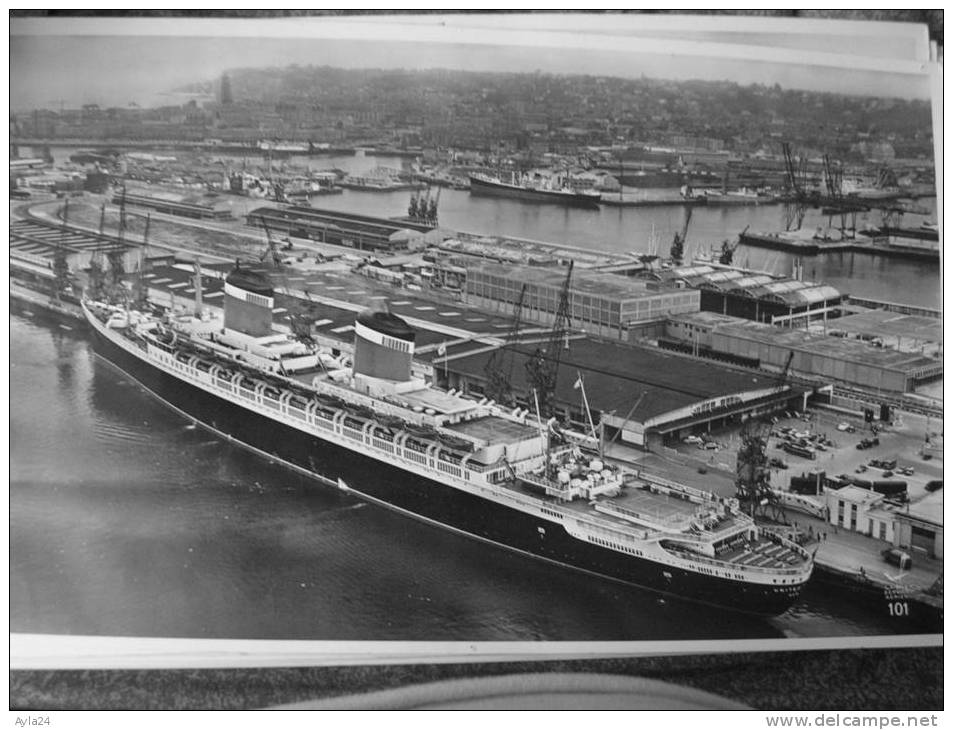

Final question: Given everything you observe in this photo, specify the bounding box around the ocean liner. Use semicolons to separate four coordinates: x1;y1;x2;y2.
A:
469;173;602;208
82;265;813;616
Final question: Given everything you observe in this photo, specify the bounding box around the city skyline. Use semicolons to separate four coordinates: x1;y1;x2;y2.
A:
11;15;935;112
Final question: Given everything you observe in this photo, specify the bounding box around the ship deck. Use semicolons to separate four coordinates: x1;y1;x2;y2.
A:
444;415;540;444
506;473;734;532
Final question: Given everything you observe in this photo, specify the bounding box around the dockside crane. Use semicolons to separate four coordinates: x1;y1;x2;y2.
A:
719;225;745;266
735;351;795;523
821;154;870;236
525;261;574;419
52;197;73;304
483;283;527;406
670;206;692;265
260;217;316;346
781;142;810;231
259;217;283;268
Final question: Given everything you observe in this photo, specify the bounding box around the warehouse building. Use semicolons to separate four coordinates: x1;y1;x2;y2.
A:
665;312;942;393
246;206;438;252
115;189;233;220
435;335;809;449
828;309;942;358
825;485;942;560
464;261;700;340
656;264;844;326
894;492;943;560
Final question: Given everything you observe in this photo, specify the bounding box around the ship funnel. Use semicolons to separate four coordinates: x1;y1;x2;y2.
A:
352;308;415;382
223;262;275;337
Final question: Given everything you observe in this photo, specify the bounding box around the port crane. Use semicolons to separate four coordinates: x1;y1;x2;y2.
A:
735;351;794;523
719;225;745;266
781;142;810;232
52;197;73;305
260;218;316;346
408;185;440;225
670;206;692;264
525;261;573;419
483;283;527;406
821;154;869;236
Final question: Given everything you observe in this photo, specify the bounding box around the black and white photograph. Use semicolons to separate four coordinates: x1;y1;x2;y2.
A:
8;10;943;714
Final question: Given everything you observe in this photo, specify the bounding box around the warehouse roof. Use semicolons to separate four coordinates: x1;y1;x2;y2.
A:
832;309;942;345
443;335;782;424
712;319;940;373
467;261;684;303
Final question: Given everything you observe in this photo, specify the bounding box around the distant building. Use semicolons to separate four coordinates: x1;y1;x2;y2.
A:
665;311;942;394
464;261;700;340
221;73;233;106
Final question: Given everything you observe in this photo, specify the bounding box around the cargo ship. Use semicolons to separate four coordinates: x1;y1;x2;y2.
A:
469;173;602;208
82;266;813;616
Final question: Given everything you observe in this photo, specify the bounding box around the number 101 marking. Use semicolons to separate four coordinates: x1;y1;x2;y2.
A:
888;601;909;617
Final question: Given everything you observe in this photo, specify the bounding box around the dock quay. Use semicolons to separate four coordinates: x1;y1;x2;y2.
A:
10;198;943;630
739;229;939;261
601;193;779;208
843;297;941;319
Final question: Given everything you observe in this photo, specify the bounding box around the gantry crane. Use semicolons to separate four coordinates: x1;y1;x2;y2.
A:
483;283;527;406
735;351;794;522
525;261;573;419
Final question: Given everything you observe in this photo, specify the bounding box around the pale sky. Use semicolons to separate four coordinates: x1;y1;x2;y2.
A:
10;15;935;111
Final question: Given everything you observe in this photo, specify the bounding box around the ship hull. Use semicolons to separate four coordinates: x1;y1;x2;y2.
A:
469;176;601;208
88;321;804;617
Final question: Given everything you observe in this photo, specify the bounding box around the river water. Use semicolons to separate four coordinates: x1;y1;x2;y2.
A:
45;145;940;309
9;310;927;641
263;151;941;311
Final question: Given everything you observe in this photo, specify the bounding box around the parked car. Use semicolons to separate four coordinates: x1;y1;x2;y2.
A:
882;548;913;570
855;464;868;473
925;480;942;492
683;435;703;444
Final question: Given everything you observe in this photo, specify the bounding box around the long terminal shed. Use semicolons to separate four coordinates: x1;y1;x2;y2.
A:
245;205;435;252
435;335;810;449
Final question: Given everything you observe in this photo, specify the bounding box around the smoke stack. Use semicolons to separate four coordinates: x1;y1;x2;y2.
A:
193;260;203;317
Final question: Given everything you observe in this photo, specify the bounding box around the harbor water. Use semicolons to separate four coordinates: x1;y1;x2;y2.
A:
46;146;941;311
238;151;941;311
10;310;929;641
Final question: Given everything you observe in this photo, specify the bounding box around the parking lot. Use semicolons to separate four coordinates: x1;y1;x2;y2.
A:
670;404;942;510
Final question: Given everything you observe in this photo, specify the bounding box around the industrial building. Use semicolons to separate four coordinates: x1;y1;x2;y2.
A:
115;189;233;220
825;485;942;560
656;264;845;326
464;261;700;340
435;334;810;449
246;205;438;252
828;309;942;358
10;218;155;294
665;311;942;394
894;492;943;560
